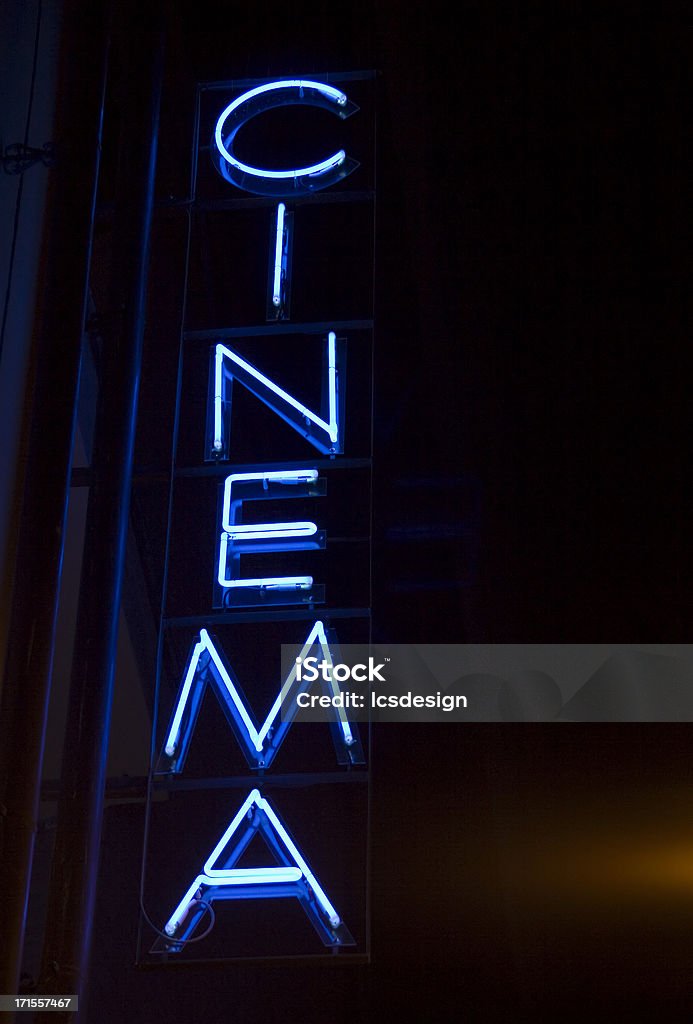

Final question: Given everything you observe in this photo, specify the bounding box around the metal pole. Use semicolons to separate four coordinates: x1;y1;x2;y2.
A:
0;0;109;996
37;3;164;1016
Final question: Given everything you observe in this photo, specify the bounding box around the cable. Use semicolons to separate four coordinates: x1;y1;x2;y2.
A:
138;895;217;945
0;0;44;370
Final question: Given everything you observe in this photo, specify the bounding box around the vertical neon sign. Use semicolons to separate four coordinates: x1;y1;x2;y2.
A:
142;73;374;961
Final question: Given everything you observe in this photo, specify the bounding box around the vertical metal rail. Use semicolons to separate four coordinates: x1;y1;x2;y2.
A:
0;0;110;998
36;2;164;1016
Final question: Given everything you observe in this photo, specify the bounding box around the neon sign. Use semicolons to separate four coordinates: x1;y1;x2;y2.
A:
212;79;360;196
271;202;288;313
210;332;342;458
216;469;325;603
145;72;373;961
158;621;361;773
163;789;353;947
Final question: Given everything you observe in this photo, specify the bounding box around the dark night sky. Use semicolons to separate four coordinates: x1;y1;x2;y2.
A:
17;2;691;1019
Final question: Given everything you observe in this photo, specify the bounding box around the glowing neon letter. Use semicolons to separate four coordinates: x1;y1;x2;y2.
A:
213;80;359;196
161;789;353;949
158;619;361;773
211;332;341;457
217;469;324;596
273;203;286;308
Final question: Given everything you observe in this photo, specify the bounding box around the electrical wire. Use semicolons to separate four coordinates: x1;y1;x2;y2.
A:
138;895;217;945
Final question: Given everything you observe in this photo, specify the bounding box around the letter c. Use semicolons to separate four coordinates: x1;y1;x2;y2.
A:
213;79;359;196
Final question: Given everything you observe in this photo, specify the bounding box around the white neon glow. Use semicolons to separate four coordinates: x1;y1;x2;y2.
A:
202;790;260;872
164;789;341;937
260;619;353;750
207;867;302;883
223;576;311;590
222;470;318;533
214;81;347;182
219;469;320;592
162;620;353;761
257;793;340;928
165;877;207;935
273;203;285;306
164;867;303;935
213;347;223;452
212;342;339;454
164;635;206;756
217;537;314;590
327;331;336;423
226;523;317;540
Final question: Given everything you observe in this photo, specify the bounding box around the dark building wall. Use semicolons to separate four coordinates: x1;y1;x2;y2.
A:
0;0;61;676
